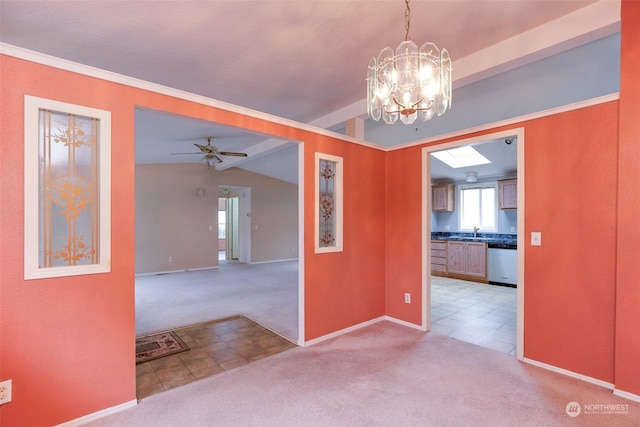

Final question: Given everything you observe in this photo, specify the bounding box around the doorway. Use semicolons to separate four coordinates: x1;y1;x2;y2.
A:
218;186;251;263
422;128;525;360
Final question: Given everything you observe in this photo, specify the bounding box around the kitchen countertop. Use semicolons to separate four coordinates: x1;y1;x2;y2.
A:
431;232;517;248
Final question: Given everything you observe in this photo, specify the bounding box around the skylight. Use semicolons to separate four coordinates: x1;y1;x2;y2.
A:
431;146;491;168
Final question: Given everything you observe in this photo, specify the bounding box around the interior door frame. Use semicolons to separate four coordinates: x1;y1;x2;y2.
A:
225;195;240;260
421;127;525;361
221;187;251;263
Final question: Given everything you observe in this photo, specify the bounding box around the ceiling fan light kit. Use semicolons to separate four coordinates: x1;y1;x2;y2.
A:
366;0;452;125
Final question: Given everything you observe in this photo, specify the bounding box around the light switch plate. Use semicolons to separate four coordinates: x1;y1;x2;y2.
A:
531;232;542;246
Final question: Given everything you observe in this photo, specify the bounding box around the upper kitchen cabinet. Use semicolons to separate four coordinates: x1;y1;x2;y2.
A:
498;179;517;210
433;184;454;212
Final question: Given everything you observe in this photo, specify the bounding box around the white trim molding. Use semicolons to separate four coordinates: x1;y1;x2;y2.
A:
54;399;137;427
384;316;424;331
303;317;385;347
523;357;615;390
613;388;640;404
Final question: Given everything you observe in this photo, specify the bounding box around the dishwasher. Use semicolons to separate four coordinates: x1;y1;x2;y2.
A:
488;242;517;286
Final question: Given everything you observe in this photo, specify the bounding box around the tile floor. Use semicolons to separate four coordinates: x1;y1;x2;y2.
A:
136;315;297;399
430;275;517;355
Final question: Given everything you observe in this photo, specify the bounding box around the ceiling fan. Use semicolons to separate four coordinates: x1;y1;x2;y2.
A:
170;136;248;165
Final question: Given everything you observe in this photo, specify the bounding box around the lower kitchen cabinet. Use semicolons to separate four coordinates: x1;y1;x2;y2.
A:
446;241;487;282
430;240;448;276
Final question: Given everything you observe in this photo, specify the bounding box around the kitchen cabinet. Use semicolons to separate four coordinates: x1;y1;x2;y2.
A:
446;241;487;282
432;184;454;212
430;240;447;276
498;179;517;210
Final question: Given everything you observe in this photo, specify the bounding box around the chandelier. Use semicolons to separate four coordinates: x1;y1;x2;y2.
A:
366;0;452;124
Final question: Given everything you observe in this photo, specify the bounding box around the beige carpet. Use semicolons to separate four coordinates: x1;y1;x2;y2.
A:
86;321;639;426
135;260;298;341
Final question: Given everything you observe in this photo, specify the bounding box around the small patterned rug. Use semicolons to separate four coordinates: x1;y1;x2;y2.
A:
136;331;189;364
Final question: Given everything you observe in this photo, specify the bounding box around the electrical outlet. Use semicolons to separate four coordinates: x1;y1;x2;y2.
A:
404;293;411;304
0;379;12;405
168;256;173;263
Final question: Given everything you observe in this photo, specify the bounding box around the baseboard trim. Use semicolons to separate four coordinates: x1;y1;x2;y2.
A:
54;399;137;426
522;357;614;390
303;316;385;347
135;266;219;276
249;258;298;265
186;266;218;272
384;315;424;331
613;388;640;403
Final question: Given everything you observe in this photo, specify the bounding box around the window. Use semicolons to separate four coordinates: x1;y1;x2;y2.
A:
315;152;343;253
24;96;111;280
459;183;497;232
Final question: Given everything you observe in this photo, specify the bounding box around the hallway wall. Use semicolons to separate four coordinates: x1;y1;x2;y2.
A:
135;164;298;273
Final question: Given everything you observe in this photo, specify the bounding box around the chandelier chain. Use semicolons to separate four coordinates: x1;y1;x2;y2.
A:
404;0;411;41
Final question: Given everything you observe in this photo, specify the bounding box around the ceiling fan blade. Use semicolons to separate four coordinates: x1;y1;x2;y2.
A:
170;152;202;155
194;143;214;153
218;151;248;157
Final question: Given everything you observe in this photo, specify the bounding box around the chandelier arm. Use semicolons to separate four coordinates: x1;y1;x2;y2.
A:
410;98;433;110
384;96;434;115
391;94;407;110
389;94;433;110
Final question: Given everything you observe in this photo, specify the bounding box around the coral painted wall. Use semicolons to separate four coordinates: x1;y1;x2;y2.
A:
522;103;618;382
0;57;138;426
0;55;386;425
615;0;640;397
385;101;620;385
385;145;424;323
303;139;387;340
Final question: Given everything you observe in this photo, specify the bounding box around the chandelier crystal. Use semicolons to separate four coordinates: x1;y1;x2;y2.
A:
366;0;452;125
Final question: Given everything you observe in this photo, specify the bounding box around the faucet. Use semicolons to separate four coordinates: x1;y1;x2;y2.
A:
473;226;480;238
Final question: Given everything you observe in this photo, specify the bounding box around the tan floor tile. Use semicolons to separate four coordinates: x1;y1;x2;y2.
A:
149;354;185;370
220;358;249;371
191;364;225;379
136;372;161;389
210;349;244;364
155;363;192;382
184;356;219;373
177;348;209;362
137;315;296;399
137;381;165;400
136;362;154;376
161;373;196;390
200;341;232;354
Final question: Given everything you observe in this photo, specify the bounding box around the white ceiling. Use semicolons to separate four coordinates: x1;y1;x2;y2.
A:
0;1;614;183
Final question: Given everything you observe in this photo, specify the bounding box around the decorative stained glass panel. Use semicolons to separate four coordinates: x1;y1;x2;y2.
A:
25;96;111;279
315;153;343;253
318;159;336;247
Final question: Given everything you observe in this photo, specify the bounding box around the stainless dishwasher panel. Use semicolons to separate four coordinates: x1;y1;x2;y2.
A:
488;248;517;285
